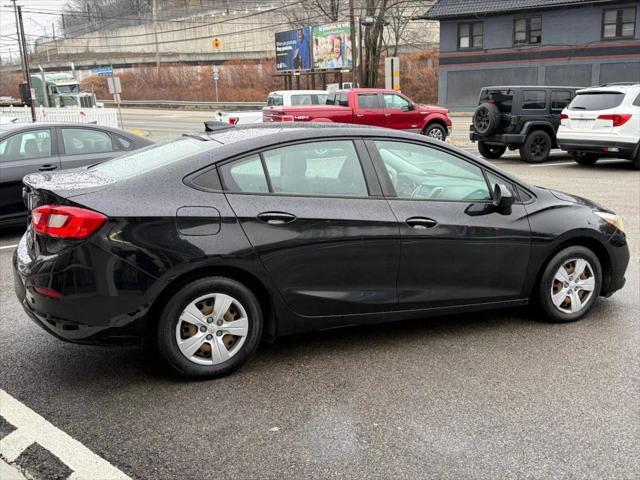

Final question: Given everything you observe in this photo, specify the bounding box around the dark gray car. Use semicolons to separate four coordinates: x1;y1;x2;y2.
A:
0;122;152;226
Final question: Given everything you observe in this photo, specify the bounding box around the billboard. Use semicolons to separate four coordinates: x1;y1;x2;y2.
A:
275;27;312;72
312;21;353;70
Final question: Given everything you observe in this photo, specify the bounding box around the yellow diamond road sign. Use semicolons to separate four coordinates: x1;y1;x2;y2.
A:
212;38;221;48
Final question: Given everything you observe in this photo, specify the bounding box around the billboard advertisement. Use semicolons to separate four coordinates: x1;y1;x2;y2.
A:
275;27;312;72
312;21;353;70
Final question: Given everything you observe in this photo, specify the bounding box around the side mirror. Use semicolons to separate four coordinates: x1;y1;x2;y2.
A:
402;103;415;111
493;183;515;211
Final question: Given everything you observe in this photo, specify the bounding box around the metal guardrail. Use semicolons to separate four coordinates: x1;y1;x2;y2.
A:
100;99;266;108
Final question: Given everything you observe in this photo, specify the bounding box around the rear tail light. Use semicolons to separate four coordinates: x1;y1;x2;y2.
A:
228;117;239;126
32;205;106;239
597;114;631;127
560;113;568;120
34;286;62;299
281;115;295;122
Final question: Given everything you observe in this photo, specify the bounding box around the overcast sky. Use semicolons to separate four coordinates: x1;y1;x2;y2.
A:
1;0;68;61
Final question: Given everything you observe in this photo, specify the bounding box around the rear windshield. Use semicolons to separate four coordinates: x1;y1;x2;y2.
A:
89;137;211;180
291;94;328;105
479;89;513;113
568;92;624;111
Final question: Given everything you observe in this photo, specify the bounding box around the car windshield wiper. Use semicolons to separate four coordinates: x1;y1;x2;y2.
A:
571;106;587;110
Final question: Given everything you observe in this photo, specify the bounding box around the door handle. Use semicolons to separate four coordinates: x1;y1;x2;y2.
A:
38;164;58;171
384;113;392;117
405;217;437;229
257;211;297;225
356;113;365;118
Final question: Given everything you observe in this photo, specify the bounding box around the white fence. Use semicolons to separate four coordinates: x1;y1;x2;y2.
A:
0;106;119;128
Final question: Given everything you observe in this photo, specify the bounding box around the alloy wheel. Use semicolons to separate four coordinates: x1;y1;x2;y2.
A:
427;127;444;140
175;293;249;365
476;109;489;131
550;258;596;314
529;136;549;161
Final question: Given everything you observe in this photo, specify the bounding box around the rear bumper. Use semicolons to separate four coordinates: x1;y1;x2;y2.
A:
557;138;637;158
470;131;525;145
12;233;153;346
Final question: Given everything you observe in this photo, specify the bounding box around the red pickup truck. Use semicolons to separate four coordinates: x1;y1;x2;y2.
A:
263;88;452;141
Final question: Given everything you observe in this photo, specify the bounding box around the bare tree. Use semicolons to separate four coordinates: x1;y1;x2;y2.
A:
282;0;344;27
383;0;434;56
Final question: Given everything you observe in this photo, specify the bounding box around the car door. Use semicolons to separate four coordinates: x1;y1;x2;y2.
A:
220;138;400;318
0;127;60;222
354;93;387;128
367;138;531;309
382;93;423;132
58;126;121;169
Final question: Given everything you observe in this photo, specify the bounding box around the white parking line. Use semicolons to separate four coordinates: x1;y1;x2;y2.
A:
0;390;131;480
0;245;18;251
530;159;628;168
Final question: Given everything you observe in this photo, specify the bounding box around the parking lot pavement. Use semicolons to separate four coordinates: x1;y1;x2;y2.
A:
1;153;638;479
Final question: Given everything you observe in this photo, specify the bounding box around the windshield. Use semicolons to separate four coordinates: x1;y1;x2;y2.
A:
56;84;80;94
568;92;624;110
479;89;513;113
89;137;212;180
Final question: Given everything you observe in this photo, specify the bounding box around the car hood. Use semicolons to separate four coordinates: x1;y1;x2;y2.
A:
416;104;448;115
541;187;609;212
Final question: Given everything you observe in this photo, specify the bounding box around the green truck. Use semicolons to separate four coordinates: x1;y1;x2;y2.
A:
20;72;96;108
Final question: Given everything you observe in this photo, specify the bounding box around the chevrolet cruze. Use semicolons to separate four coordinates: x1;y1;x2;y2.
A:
13;124;629;378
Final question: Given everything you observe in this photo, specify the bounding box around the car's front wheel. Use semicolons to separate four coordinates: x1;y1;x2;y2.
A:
157;277;262;378
520;130;552;163
478;141;507;159
538;246;602;323
424;123;447;142
572;152;599;166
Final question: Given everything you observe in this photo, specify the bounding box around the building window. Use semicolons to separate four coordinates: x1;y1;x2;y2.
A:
514;16;542;45
602;7;636;39
458;22;483;49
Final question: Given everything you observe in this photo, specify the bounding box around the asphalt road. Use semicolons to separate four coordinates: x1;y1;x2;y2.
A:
1;141;639;479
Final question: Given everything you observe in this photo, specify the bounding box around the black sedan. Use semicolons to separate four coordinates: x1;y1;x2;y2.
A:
0;122;152;227
13;124;629;378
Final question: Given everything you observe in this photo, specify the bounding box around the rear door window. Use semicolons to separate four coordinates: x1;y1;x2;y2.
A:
219;155;268;193
61;128;113;155
0;129;52;162
358;94;382;109
522;90;546;110
569;92;625;110
338;93;349;107
263;140;368;197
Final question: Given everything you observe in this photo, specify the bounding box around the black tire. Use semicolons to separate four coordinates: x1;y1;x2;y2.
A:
571;152;599;166
633;147;640;170
472;103;501;136
423;123;447;141
538;246;602;323
519;130;552;163
478;141;507;159
157;276;263;379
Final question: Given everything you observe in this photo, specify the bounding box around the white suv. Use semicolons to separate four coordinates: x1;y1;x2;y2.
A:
557;83;640;169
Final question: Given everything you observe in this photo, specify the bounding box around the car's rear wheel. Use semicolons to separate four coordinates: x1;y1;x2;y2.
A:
520;130;551;163
424;123;447;141
571;152;599;166
157;277;262;378
478;141;507;159
538;246;602;323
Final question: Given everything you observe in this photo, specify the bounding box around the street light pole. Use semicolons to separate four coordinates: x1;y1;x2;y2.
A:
17;5;36;122
349;0;359;87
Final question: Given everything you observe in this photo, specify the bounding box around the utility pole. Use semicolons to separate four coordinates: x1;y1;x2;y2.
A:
17;5;36;122
349;0;359;87
10;0;27;80
153;0;160;71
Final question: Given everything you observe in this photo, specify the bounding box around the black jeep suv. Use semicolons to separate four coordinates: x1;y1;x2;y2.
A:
470;86;581;163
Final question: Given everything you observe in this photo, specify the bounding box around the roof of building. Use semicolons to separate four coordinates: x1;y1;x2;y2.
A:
417;0;616;20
